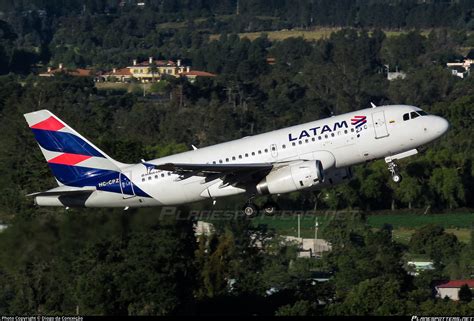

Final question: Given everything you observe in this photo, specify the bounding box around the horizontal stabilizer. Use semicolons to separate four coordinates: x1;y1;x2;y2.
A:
27;186;96;197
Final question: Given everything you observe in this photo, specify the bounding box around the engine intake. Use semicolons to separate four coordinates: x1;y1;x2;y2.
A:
256;160;324;195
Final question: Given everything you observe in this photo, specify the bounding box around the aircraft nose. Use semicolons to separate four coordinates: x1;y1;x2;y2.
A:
435;116;450;136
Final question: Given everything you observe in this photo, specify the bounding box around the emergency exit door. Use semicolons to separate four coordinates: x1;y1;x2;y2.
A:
372;110;389;139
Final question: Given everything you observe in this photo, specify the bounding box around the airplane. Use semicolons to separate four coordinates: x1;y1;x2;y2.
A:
24;104;449;216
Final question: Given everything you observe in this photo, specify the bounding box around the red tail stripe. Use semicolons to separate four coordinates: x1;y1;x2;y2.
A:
48;153;92;166
31;116;65;131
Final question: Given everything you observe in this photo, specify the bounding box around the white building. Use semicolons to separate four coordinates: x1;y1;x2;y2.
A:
436;280;474;300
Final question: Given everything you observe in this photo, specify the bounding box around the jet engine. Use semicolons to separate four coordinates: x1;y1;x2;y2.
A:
256;160;324;195
319;167;353;186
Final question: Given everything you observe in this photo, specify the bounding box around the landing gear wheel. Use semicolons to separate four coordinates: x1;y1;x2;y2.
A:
242;203;258;218
392;174;402;183
262;201;279;216
387;161;402;184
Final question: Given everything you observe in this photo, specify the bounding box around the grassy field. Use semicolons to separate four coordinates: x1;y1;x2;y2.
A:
95;82;153;93
249;212;473;243
209;28;432;41
209;28;341;41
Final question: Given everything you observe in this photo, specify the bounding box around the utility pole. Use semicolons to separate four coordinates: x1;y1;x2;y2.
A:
297;214;301;239
314;217;319;258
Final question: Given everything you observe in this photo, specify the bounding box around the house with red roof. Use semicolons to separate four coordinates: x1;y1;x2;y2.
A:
116;57;216;83
101;67;133;82
436;280;474;300
39;64;94;78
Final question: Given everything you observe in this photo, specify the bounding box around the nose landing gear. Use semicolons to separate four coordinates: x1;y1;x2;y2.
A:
387;161;402;183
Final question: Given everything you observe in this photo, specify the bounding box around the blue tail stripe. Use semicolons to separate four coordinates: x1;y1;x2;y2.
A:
31;129;105;158
48;164;150;198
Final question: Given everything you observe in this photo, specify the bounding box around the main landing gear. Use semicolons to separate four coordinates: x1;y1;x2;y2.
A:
242;202;258;217
387;161;402;183
241;199;279;217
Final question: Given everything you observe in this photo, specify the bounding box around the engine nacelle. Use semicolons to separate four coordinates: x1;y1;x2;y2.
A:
319;167;353;186
256;160;324;195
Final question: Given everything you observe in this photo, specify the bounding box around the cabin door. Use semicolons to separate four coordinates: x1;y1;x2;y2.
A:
372;111;389;139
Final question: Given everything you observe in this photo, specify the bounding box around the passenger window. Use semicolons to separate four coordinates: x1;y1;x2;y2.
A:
219;159;223;163
324;134;328;139
232;156;236;161
350;128;355;132
318;136;322;140
264;148;268;152
251;152;255;156
418;110;428;116
305;139;309;143
213;161;216;164
344;129;348;134
225;158;229;162
331;133;335;137
403;113;409;121
292;142;296;146
245;153;248;157
298;141;302;145
282;144;286;149
155;175;158;179
258;150;262;154
161;173;165;177
239;155;242;159
410;112;419;119
271;146;276;151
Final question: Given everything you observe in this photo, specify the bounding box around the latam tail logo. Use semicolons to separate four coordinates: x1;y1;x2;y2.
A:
351;116;367;129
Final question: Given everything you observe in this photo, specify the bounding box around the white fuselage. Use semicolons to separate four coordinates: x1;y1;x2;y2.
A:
36;105;449;208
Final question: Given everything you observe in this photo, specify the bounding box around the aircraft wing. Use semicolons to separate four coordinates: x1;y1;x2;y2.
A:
143;162;274;185
148;162;273;173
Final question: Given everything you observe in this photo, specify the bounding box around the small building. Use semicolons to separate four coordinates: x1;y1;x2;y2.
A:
100;67;133;82
446;54;473;79
180;70;217;83
39;64;93;77
406;261;434;276
387;71;407;81
283;236;332;258
194;221;215;237
447;66;468;79
436;280;474;300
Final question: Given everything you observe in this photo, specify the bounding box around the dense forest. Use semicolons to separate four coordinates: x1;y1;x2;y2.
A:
0;0;473;316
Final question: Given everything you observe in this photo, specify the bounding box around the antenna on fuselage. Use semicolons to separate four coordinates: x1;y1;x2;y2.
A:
370;102;377;108
191;145;198;150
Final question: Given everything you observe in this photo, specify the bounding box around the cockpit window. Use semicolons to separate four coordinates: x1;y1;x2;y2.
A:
418;110;428;116
410;111;419;119
403;113;410;121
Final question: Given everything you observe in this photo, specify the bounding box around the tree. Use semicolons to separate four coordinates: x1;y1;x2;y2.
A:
458;284;472;303
275;300;315;316
394;175;422;209
409;225;462;265
329;277;407;316
429;168;465;210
